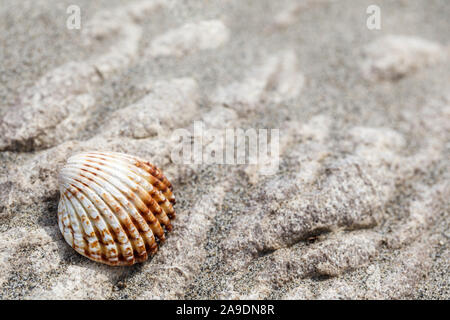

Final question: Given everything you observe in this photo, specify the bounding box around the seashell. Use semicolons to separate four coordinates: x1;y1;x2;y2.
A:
57;151;176;266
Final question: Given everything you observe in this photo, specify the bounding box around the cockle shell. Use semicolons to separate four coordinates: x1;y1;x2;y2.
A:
57;151;176;266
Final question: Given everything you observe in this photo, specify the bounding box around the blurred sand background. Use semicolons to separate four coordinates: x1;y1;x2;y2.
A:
0;0;449;299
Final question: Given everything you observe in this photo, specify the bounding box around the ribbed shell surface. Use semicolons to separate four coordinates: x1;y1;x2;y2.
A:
57;151;176;266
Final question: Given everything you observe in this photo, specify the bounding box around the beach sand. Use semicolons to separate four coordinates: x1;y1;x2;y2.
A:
0;0;448;299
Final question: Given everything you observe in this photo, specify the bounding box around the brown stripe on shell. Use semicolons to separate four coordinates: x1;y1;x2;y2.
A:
76;158;171;234
89;158;172;230
68;183;121;264
82;152;176;221
63;168;148;264
66;177;135;265
58;151;176;266
89;152;174;197
77;165;165;241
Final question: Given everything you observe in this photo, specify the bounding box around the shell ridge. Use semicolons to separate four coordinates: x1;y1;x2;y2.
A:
74;170;147;252
64;177;133;262
82;153;172;196
66;185;103;260
71;167;155;258
118;153;172;190
108;152;173;190
73;156;172;230
58;151;176;266
63;188;121;264
63;191;89;255
59;194;74;247
72;163;163;244
65;182;120;263
95;155;177;218
75;158;164;225
62;167;143;261
84;153;159;181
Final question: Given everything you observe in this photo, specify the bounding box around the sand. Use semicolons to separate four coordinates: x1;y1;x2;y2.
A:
0;0;448;299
